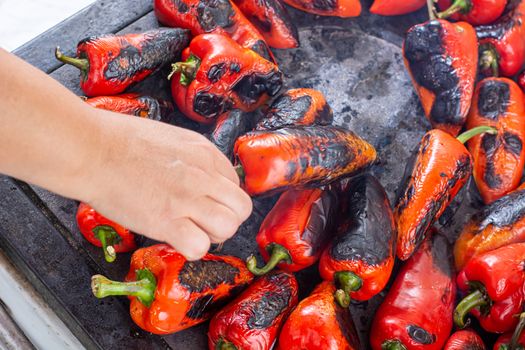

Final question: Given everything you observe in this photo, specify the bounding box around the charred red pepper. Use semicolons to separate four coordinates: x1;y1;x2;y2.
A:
55;28;189;97
246;186;339;275
466;77;525;204
208;109;250;161
234;125;376;196
370;234;456;350
282;0;361;17
91;244;253;334
369;0;426;16
154;0;275;62
454;243;525;334
276;281;360;350
394;127;496;261
319;174;396;305
169;33;282;124
255;88;333;130
76;203;136;263
494;314;525;350
85;93;165;121
454;182;525;270
208;271;298;350
403;19;478;136
436;0;507;25
444;330;486;350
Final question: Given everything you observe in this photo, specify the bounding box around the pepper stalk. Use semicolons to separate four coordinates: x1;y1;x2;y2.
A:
91;269;157;307
382;340;408;350
246;244;292;276
168;54;201;86
436;0;472;19
454;289;489;328
216;339;238;350
334;271;363;308
55;46;89;81
92;225;122;263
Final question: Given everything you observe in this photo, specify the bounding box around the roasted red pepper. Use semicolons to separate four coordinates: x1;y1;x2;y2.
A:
85;93;164;120
494;314;525;350
319;174;396;304
246;186;339;275
519;70;525;93
208;109;249;161
76;203;136;263
276;281;360;350
232;0;299;49
55;28;189;97
466;77;525;204
208;271;298;350
394;127;495;261
370;234;456;350
369;0;426;16
91;244;253;334
444;330;486;350
403;19;478;136
154;0;275;62
454;182;525;270
255;88;333;130
234;125;376;196
282;0;361;17
476;0;525;77
454;243;525;334
436;0;507;25
170;33;282;124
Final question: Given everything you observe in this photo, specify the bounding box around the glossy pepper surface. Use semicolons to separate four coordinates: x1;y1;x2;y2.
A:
234;125;376;196
208;271;299;350
319;174;396;304
276;281;360;350
85;93;163;120
436;0;507;25
55;28;189;97
154;0;275;62
454;243;525;334
170;33;282;124
369;0;426;16
370;234;456;350
91;244;253;334
454;182;525;270
444;330;486;350
282;0;361;17
255;88;333;130
208;109;249;161
246;186;339;275
466;78;525;204
403;19;478;136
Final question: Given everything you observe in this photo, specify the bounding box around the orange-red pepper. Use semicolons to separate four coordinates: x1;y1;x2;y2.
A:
444;330;486;350
369;0;426;16
85;93;166;120
494;314;525;350
282;0;361;17
436;0;507;25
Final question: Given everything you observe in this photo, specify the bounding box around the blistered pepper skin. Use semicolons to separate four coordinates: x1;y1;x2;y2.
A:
466;78;525;204
85;93;163;121
437;0;507;26
208;272;299;350
403;20;478;136
282;0;361;17
208;109;249;161
369;0;426;15
444;330;486;350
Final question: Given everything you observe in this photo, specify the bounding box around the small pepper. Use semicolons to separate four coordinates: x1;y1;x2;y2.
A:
208;271;299;350
454;243;525;334
154;0;275;62
454;182;525;270
494;314;525;350
403;19;478;136
436;0;507;25
369;0;426;16
91;244;253;334
246;186;339;275
76;203;136;263
394;127;496;261
169;33;283;124
276;281;361;350
370;234;456;350
208;109;250;161
234;125;376;196
85;93;164;121
282;0;361;17
319;174;396;305
476;0;525;77
55;28;190;97
255;88;333;131
466;77;525;204
444;330;486;350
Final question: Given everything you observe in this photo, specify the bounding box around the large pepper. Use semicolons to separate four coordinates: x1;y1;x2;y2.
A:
169;33;283;124
55;28;189;97
85;93;164;121
255;88;333;131
476;0;525;77
208;271;298;350
246;186;339;275
370;234;456;350
369;0;426;16
154;0;275;62
234;125;376;196
454;243;525;334
403;19;478;136
282;0;361;17
276;281;360;350
91;244;253;334
454;182;525;270
444;330;486;350
318;174;396;305
76;203;136;263
394;127;496;261
208;109;250;161
466;77;525;204
494;314;525;350
436;0;507;25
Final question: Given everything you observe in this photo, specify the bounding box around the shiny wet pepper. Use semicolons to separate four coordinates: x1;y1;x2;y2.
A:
369;0;426;16
444;330;486;350
282;0;361;17
436;0;507;25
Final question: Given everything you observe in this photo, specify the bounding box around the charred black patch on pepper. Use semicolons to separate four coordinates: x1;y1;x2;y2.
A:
395;150;418;212
208;109;248;160
194;92;233;118
179;259;239;292
503;131;523;156
229;63;241;74
249;40;273;62
481;134;503;189
478;80;510;119
476;6;517;41
207;63;227;83
197;0;235;32
251;0;298;42
136;96;162;121
431;234;454;277
334;302;360;348
247;274;293;329
186;294;214;319
313;0;337;10
232;70;283;104
171;0;189;13
407;325;435;344
473;186;525;231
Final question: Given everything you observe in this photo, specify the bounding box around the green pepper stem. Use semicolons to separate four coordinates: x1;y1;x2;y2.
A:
92;225;121;263
334;271;363;308
480;45;499;77
91;269;156;308
436;0;471;18
510;313;525;350
216;340;238;350
456;126;498;144
234;165;245;181
382;340;408;350
454;289;489;328
54;47;89;77
167;54;201;86
426;0;437;20
335;289;351;308
246;244;292;276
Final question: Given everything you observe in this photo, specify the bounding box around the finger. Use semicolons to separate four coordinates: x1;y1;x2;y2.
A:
159;217;211;261
189;196;241;243
190;136;240;186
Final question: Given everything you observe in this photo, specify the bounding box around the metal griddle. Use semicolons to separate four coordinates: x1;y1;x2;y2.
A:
3;0;499;348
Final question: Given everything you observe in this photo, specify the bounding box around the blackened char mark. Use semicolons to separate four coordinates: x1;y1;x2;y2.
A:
478;80;510;120
246;12;272;34
136;96;162;121
186;294;213;320
208;109;248;160
207;63;227;83
197;0;235;32
249;40;273;62
430;234;454;277
257;95;312;130
503;132;523;156
179;259;239;292
194;92;233;119
172;0;189;12
313;0;337;10
255;0;298;40
334;301;360;348
395;137;428;211
473;186;525;230
186;286;246;320
232;70;283;105
330;175;395;265
230;63;241;74
476;3;517;41
481;133;503;189
407;325;435;345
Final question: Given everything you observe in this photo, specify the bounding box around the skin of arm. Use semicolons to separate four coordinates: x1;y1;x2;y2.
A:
0;48;252;260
